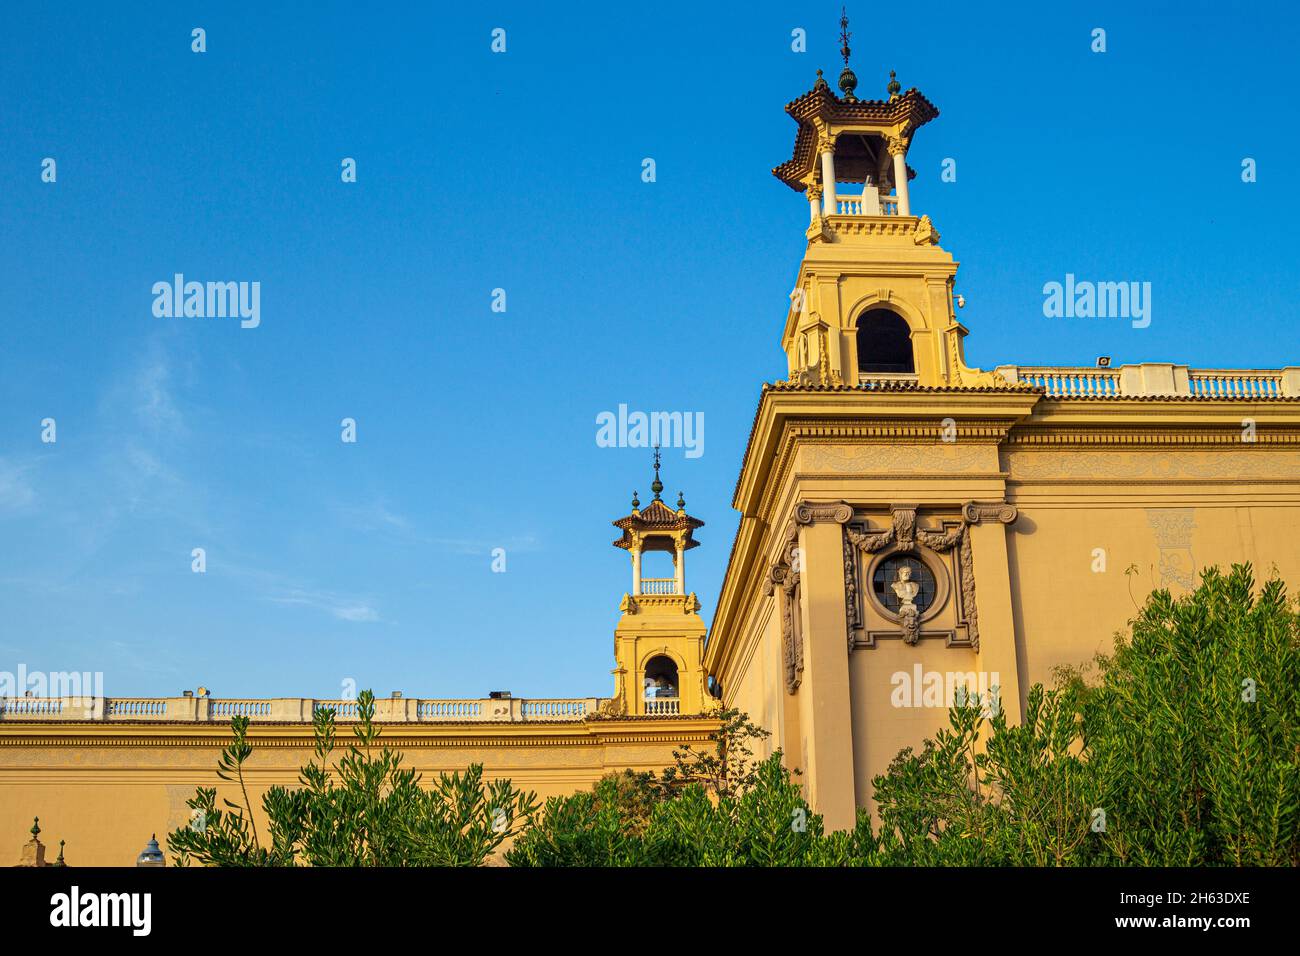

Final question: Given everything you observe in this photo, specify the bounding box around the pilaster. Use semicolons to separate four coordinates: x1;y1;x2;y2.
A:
792;500;857;831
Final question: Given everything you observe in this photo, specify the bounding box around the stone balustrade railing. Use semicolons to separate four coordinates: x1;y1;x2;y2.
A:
832;192;902;217
995;364;1300;399
0;695;607;723
639;577;678;595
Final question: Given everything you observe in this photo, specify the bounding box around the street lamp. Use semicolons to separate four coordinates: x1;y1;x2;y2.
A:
135;834;165;867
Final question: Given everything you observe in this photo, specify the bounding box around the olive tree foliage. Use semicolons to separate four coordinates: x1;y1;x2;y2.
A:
167;565;1298;867
658;708;773;799
511;565;1299;866
506;751;865;866
166;690;538;866
871;563;1300;866
507;707;869;866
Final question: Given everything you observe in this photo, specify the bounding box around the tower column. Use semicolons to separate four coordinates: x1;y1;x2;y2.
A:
675;540;685;594
889;137;910;216
632;545;642;595
819;142;837;216
807;186;821;223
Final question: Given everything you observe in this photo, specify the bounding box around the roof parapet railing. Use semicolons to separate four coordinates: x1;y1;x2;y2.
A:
0;696;609;723
995;364;1300;399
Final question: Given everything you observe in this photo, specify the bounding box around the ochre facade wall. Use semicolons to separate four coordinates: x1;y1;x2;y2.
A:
1005;447;1300;691
708;406;1300;830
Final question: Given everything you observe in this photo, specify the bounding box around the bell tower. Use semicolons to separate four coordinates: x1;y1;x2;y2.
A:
773;12;1002;390
607;450;708;717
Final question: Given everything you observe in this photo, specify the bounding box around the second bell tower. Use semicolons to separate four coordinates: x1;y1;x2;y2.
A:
606;451;708;717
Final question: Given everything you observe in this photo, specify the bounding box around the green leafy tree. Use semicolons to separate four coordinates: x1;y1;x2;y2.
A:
508;751;860;867
659;707;772;798
502;771;658;867
872;564;1300;866
512;563;1299;867
167;690;538;866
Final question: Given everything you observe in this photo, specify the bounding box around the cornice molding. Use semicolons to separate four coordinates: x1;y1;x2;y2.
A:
1006;427;1300;447
784;419;1016;443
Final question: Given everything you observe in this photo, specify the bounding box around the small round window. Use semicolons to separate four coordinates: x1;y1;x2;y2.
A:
872;554;938;614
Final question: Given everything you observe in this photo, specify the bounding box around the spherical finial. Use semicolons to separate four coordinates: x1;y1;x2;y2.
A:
839;66;858;100
887;69;901;99
651;476;664;499
813;68;828;91
677;491;685;510
54;840;66;866
30;817;40;838
631;490;640;509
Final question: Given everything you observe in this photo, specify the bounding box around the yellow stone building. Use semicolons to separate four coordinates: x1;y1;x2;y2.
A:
5;62;1300;863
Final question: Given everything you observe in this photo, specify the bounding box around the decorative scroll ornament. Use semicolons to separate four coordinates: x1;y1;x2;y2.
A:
794;501;853;525
913;215;940;246
599;668;628;716
843;502;1019;652
843;532;861;639
963;501;1018;525
787;326;844;387
847;523;894;553
766;524;805;694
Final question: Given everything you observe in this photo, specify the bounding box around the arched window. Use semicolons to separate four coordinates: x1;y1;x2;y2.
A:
856;309;914;374
643;656;679;699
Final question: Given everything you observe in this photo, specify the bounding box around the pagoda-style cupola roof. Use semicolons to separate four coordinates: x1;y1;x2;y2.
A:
771;12;938;223
613;497;704;552
772;78;939;192
611;450;703;600
612;451;703;553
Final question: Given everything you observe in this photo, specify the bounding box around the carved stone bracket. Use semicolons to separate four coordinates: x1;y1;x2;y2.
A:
794;500;853;526
913;215;941;246
963;500;1019;526
599;667;628;716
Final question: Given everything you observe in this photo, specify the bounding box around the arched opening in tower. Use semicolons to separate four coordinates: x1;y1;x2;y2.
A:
856;309;915;374
643;656;679;700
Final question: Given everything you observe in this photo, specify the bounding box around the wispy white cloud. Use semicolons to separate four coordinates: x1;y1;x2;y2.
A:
334;499;412;534
0;457;38;515
131;350;186;436
265;586;381;623
429;533;543;556
331;498;541;556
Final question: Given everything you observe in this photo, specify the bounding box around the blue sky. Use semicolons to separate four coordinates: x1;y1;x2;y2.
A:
1;2;1296;699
